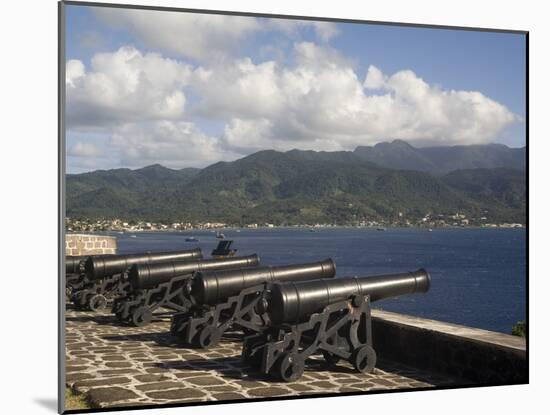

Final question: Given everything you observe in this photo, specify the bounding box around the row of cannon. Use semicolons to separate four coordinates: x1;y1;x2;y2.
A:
66;245;431;381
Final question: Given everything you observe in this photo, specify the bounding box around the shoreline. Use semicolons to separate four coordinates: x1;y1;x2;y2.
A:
66;225;527;234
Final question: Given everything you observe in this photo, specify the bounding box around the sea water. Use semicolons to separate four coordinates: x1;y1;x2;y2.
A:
108;227;526;334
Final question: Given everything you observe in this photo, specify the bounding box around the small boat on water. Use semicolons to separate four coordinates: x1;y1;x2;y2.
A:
309;228;316;232
185;236;199;242
428;228;433;232
376;227;386;231
216;232;225;239
129;234;137;238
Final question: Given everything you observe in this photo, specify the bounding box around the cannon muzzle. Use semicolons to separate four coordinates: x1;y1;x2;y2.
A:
128;254;260;290
268;268;431;324
84;248;203;280
66;256;86;274
192;258;336;305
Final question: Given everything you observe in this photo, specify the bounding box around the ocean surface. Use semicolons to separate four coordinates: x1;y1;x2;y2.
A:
104;227;526;334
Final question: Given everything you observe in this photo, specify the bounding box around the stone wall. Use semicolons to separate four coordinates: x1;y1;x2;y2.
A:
371;309;527;385
66;234;117;256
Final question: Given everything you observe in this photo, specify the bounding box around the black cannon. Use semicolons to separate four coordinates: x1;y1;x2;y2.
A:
84;248;203;279
112;254;261;326
170;259;336;348
211;240;237;257
66;256;86;274
71;248;203;311
65;256;87;300
241;269;431;381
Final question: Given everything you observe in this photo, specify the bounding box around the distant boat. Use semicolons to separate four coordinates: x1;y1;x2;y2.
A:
309;228;316;232
185;236;199;242
129;234;137;238
428;228;433;232
376;227;386;231
216;232;225;239
236;229;241;233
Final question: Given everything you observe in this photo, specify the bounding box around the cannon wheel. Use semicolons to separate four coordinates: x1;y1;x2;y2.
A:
88;294;107;312
322;351;341;368
198;326;222;349
277;352;304;382
352;345;376;374
131;307;153;327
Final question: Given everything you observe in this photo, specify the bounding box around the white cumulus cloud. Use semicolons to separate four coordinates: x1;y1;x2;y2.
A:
66;46;192;129
364;65;386;90
191;43;519;151
65;41;520;171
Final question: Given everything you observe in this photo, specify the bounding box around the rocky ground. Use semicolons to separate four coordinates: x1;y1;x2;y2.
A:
65;307;458;409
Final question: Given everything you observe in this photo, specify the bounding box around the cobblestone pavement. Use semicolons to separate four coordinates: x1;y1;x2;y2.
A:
65;308;458;409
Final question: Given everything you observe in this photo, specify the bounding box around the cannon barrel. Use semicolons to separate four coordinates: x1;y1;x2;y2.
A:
66;256;86;274
268;268;431;325
192;258;336;305
85;248;203;280
128;254;260;290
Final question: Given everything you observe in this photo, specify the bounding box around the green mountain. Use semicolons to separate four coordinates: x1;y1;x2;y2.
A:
66;145;526;225
354;140;526;174
441;168;526;222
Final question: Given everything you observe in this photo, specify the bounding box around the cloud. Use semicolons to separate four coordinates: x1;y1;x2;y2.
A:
364;65;386;89
66;46;192;128
94;8;262;62
191;58;285;119
109;121;241;168
68;142;104;157
66;42;519;171
191;43;519;151
265;19;340;42
94;8;339;62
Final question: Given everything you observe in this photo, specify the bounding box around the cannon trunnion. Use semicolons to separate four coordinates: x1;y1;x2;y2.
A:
170;259;336;348
241;269;431;381
112;255;261;327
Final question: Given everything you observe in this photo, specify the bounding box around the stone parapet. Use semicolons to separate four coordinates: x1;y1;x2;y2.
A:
371;309;527;385
66;234;117;256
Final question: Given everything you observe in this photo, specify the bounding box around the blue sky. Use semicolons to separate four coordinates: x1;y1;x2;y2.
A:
65;4;526;173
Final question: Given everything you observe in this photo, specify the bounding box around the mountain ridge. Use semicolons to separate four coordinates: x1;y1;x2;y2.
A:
66;141;526;225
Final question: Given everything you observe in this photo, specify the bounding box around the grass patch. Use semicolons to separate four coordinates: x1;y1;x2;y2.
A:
65;387;90;410
512;320;527;337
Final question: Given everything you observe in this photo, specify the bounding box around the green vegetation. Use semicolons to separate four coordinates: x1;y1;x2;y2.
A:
512;320;527;337
66;145;526;225
65;387;90;410
354;140;525;174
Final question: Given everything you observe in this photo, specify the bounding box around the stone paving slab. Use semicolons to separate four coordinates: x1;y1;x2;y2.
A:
65;308;459;409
